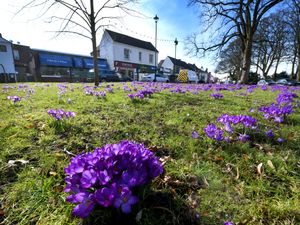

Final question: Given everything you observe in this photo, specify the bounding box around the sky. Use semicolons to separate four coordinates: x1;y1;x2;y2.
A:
0;0;291;78
0;0;217;74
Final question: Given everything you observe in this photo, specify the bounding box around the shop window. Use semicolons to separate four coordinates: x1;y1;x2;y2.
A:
149;54;154;64
139;52;142;61
13;50;20;60
0;45;7;52
124;48;130;60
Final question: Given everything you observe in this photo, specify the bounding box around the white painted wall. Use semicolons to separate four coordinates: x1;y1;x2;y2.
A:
99;30;157;70
161;57;174;74
0;36;15;74
99;32;114;70
113;42;156;67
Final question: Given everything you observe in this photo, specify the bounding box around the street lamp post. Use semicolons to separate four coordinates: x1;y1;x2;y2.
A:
153;14;159;82
174;38;178;74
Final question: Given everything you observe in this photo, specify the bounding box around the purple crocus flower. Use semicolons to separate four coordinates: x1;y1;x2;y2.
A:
94;187;115;207
7;95;21;103
192;131;200;139
238;134;250;142
204;124;224;141
113;187;138;214
224;222;234;225
277;137;285;143
80;169;97;188
265;130;274;138
72;197;96;218
210;93;224;99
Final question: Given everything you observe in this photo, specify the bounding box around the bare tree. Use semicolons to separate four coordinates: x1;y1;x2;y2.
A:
284;0;300;80
252;11;288;78
215;38;242;81
187;0;284;84
19;0;138;86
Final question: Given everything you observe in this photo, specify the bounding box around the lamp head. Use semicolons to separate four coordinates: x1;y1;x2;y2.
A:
154;14;159;21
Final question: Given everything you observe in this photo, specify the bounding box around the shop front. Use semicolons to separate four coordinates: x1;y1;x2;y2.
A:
114;61;157;81
114;61;137;80
36;51;110;82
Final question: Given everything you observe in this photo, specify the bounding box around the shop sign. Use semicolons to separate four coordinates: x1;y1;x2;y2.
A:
39;53;72;67
83;58;108;69
114;61;136;69
138;64;156;72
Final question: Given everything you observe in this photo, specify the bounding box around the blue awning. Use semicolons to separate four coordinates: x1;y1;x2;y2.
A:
39;53;72;67
73;57;83;68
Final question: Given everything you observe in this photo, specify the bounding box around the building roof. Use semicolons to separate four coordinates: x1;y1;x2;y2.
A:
167;56;204;72
105;29;158;52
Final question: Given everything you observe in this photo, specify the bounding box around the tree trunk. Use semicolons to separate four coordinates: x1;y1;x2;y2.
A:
90;0;99;86
297;45;300;81
240;39;252;84
291;53;296;78
273;57;280;76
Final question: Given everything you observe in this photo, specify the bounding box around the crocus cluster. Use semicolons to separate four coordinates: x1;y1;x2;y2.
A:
204;114;257;142
64;140;163;218
127;88;155;99
210;93;224;99
7;95;21;103
47;109;76;120
217;114;257;128
128;93;145;99
204;124;224;141
94;91;106;98
276;91;298;105
259;103;293;123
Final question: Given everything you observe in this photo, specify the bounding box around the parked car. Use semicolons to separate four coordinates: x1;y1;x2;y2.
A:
257;79;276;85
116;73;133;82
276;79;300;86
140;73;169;82
88;69;120;82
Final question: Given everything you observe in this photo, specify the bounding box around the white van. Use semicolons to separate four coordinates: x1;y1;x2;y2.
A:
178;70;199;83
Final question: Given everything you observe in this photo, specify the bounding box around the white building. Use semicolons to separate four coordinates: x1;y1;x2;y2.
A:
0;33;16;82
99;29;158;80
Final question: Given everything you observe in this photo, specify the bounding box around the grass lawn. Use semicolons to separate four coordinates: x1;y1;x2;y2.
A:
0;82;299;225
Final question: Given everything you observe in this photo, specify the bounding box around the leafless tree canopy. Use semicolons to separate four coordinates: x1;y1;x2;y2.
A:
186;0;284;83
19;0;138;86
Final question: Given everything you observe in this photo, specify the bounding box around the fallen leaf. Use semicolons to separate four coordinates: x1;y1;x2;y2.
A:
267;160;275;170
49;171;57;176
235;167;240;180
0;209;5;217
53;185;64;193
8;159;29;167
135;210;143;222
257;163;263;175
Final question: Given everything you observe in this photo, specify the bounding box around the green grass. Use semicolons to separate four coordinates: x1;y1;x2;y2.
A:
0;83;299;225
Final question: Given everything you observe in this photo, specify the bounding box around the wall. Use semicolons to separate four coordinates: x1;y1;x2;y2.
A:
0;37;15;74
113;42;157;67
99;32;114;70
161;57;174;74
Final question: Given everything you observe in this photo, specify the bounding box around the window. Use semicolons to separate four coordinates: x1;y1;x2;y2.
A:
149;54;154;64
139;52;142;61
13;50;20;60
124;48;130;60
0;45;7;52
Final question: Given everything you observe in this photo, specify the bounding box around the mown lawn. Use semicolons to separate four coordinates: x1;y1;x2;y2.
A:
0;82;299;225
